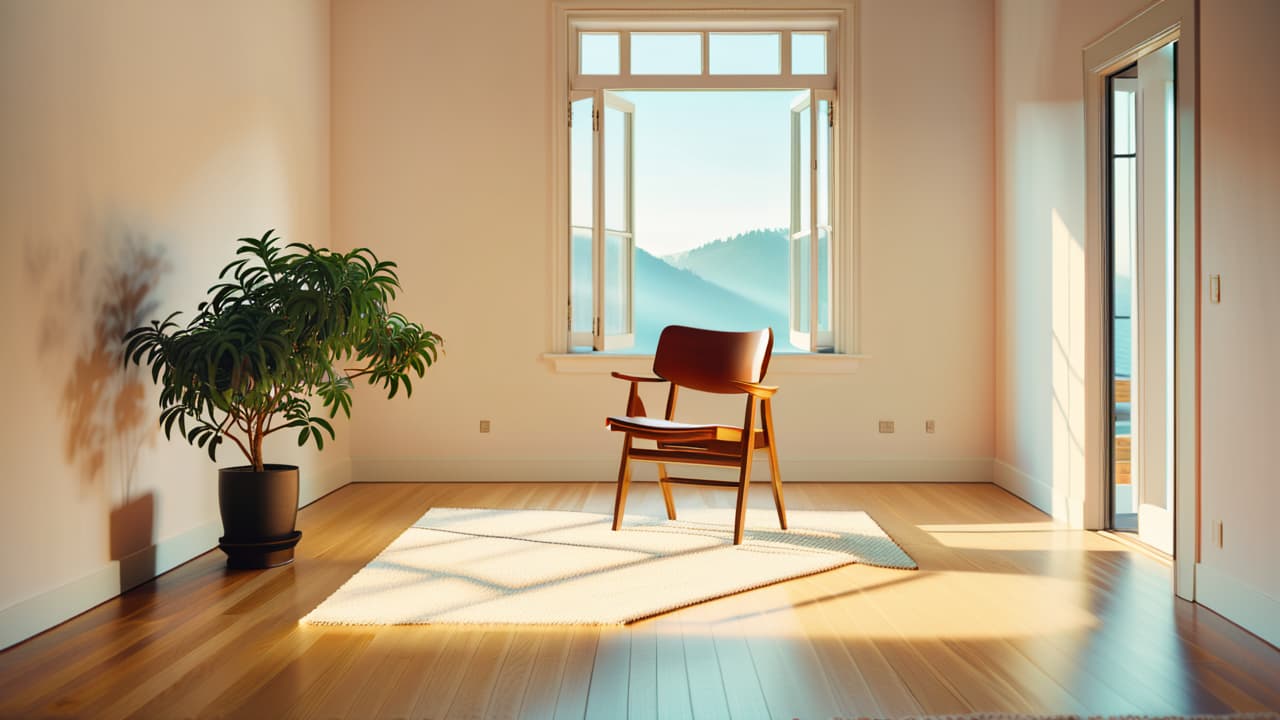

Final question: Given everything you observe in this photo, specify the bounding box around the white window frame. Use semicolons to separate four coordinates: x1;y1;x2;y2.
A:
550;3;859;356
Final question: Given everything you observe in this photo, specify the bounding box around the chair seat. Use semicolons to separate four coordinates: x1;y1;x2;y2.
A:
606;415;743;443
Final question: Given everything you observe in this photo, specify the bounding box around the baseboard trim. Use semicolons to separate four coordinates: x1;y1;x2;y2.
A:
351;456;994;484
1195;561;1280;648
301;457;352;507
0;457;353;652
992;459;1086;526
0;520;220;651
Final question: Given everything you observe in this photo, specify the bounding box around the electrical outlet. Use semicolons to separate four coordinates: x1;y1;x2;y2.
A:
479;420;491;433
878;420;895;434
925;419;936;434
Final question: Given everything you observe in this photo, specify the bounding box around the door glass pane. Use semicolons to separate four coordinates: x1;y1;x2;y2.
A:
580;33;619;75
605;105;628;232
605;232;631;335
792;32;827;74
709;33;780;75
1110;73;1138;529
1113;86;1135;155
632;33;701;75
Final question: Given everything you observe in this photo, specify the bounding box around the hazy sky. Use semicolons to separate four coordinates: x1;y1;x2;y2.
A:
619;91;796;256
572;34;822;256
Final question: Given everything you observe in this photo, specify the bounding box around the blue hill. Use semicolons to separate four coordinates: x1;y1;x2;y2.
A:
571;230;797;353
662;228;789;315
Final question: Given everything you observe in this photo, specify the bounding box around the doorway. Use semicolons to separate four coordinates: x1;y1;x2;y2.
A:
1106;43;1176;554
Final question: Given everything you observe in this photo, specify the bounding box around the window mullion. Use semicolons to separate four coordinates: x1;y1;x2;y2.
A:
780;30;792;80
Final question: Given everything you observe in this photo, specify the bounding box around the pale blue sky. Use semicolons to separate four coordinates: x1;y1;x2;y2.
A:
575;32;825;255
618;90;796;256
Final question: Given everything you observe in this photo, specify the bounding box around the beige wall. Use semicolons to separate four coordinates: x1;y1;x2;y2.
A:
995;0;1280;643
0;0;343;648
332;0;996;486
1198;0;1280;639
993;0;1148;521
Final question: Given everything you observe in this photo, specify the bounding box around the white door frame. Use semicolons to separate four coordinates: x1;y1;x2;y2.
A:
1083;0;1197;600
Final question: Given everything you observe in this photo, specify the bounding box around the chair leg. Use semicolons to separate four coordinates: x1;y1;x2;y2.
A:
733;453;754;545
612;435;633;532
656;463;677;520
766;442;787;530
761;398;787;530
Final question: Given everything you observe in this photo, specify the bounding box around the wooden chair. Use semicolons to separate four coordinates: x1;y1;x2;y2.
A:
605;325;787;545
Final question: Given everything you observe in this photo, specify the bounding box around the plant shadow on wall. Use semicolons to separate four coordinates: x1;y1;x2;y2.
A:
125;231;444;569
43;231;168;591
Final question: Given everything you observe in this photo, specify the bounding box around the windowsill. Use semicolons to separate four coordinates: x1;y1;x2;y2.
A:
543;352;867;374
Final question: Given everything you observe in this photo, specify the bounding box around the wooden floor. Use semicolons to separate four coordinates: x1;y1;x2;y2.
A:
1;482;1278;719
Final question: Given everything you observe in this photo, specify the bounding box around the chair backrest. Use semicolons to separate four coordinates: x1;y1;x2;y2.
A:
652;325;773;394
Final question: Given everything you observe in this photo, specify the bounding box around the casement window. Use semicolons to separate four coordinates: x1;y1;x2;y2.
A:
554;11;853;354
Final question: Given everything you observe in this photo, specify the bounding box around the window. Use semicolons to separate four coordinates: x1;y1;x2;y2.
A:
557;14;849;354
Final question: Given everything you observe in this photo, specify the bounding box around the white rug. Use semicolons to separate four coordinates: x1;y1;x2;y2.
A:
300;507;916;626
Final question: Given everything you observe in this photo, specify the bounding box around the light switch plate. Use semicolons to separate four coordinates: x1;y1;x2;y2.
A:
1209;274;1221;304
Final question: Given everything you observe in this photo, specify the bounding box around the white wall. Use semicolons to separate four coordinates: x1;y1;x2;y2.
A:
333;0;996;486
993;0;1148;522
1197;0;1280;646
0;0;344;649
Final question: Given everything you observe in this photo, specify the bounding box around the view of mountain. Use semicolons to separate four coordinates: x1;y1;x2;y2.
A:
572;228;798;353
662;228;789;314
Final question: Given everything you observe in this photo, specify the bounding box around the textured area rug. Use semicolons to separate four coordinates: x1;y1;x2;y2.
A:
301;506;916;625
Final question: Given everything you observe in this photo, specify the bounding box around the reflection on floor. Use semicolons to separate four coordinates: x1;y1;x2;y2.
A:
1;482;1277;719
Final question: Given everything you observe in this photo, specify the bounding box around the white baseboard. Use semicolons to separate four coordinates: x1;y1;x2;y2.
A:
351;456;994;484
1195;561;1280;648
301;457;352;506
0;519;220;652
992;459;1085;525
0;457;352;652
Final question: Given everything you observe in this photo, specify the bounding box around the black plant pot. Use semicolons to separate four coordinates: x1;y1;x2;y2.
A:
217;464;302;569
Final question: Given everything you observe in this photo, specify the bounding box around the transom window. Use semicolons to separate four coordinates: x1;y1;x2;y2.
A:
557;14;848;354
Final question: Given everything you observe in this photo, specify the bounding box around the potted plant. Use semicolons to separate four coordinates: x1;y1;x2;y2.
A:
125;230;442;568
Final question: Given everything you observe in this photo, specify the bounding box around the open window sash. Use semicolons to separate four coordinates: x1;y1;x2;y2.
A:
568;90;595;348
789;90;834;352
594;90;636;351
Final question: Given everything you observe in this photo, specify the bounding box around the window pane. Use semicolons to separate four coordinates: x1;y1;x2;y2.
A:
580;33;619;75
817;227;830;333
792;32;827;75
817;99;830;226
571;228;592;335
570;97;595;338
632;33;701;75
793;231;810;333
709;33;780;75
570;98;593;228
605;232;631;335
605;104;628;232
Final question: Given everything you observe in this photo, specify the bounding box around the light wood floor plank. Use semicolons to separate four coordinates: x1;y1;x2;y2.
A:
1;482;1278;719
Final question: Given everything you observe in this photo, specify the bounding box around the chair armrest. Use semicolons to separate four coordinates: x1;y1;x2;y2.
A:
729;380;778;398
611;371;667;383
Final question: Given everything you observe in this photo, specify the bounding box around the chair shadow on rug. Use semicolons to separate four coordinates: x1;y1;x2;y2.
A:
605;325;787;545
